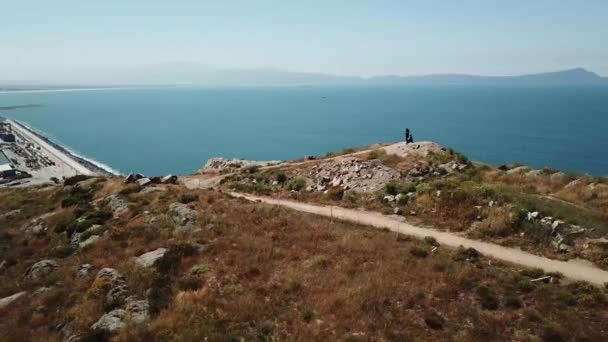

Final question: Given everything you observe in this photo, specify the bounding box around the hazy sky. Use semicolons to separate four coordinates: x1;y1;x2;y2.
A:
2;0;607;80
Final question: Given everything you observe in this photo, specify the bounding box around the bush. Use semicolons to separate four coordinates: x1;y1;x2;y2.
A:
386;181;416;196
190;264;209;275
179;193;199;204
423;236;439;246
453;247;481;262
64;175;92;186
326;186;345;201
476;285;499;310
424;311;445;330
276;173;287;184
367;148;386;160
177;275;202;291
503;295;522;309
302;308;314;323
541;323;567;342
286;178;306;192
410;244;430;258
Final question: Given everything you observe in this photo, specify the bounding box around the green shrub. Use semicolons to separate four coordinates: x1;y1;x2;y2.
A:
287;178;306;192
424;311;445;330
410;244;430;258
504;295;522;309
177;275;202;291
541;323;567;342
179;193;199;204
276;173;287;184
423;236;439;246
476;284;499;310
190;263;209;275
302;308;314;323
366;148;386;160
63;175;92;186
453;246;481;262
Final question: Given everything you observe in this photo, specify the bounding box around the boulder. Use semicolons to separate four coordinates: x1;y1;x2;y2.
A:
527;211;539;221
169;203;197;225
125;298;150;323
106;284;128;308
95;268;126;288
77;264;94;278
91;309;126;333
108;195;128;216
79;235;100;249
383;195;396;202
26;260;58;280
135;248;167;268
136;177;152;187
160;175;178;184
124;173;145;184
0;291;27;309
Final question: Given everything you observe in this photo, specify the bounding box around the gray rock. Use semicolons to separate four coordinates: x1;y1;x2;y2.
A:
136;177;152;187
0;209;21;221
383;195;396;202
95;268;126;288
33;287;52;296
393;207;401;215
160;175;177;184
135;248;167;268
77;264;94;278
106;284;128;308
91;309;126;333
125;298;150;323
108;195;128;214
79;235;100;249
0;291;27;309
169;203;197;225
26;260;58;280
0;260;6;273
30;223;47;236
527;211;539;221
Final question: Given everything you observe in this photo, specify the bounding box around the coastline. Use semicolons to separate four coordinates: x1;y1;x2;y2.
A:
8;120;116;176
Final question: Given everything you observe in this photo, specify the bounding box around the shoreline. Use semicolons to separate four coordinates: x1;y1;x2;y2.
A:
8;120;116;176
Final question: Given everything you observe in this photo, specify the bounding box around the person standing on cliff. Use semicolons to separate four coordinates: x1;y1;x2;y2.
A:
405;128;414;144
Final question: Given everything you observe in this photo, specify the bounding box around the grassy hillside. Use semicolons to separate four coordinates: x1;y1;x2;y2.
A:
1;177;607;341
221;143;608;270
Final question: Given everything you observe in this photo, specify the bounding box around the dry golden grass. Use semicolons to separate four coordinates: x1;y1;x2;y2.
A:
1;180;608;341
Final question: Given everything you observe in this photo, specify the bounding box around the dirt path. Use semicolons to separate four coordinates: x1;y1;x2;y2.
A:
230;192;608;286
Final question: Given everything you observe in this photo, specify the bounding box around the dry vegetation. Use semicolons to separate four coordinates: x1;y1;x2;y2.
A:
221;147;608;270
1;178;608;341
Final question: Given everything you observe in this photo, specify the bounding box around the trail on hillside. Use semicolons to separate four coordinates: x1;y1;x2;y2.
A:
230;192;608;286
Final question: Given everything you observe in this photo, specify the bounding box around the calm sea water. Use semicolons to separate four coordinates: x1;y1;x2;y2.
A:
1;85;607;176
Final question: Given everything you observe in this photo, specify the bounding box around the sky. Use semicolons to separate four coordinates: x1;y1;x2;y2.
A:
1;0;607;81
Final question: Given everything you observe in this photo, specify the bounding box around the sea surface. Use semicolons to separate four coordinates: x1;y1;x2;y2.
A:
1;85;607;176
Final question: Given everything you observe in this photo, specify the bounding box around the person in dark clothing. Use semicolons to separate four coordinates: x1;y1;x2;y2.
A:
405;128;414;144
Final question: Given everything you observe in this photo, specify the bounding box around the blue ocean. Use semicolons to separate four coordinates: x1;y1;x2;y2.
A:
1;85;607;176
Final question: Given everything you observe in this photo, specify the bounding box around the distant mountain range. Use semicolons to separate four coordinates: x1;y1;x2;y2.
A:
1;65;607;89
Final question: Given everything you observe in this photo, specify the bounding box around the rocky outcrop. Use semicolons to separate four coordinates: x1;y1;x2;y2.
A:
526;211;586;252
383;141;445;159
168;202;197;225
91;298;150;334
0;291;27;309
305;157;400;193
134;248;167;268
198;158;282;174
26;259;58;280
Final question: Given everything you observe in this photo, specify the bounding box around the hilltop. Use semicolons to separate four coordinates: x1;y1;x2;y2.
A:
1;142;608;341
